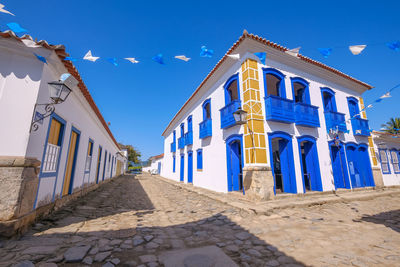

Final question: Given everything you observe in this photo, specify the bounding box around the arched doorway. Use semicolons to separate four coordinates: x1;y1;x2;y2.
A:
226;135;243;192
329;140;350;189
297;136;323;192
268;132;297;194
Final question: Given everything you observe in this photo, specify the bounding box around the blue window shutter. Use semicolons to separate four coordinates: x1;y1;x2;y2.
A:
197;149;203;170
173;155;176;172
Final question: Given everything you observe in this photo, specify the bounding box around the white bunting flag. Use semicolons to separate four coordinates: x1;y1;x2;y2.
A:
175;55;191;62
227;54;240;60
366;104;373;108
349;45;367;55
380;92;391;99
286;47;301;57
124;58;139;63
0;3;15;16
21;39;41;48
83;50;99;62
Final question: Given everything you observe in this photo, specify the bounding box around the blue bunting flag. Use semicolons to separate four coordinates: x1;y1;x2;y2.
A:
34;53;47;64
64;57;77;62
200;46;214;58
318;48;332;58
254;52;266;65
386;41;400;51
152;54;164;64
7;22;27;33
107;58;118;66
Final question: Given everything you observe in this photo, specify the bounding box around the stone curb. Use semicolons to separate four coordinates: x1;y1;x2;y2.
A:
151;174;400;215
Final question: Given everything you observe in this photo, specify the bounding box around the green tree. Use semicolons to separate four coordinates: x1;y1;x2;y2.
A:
381;117;400;134
118;143;141;163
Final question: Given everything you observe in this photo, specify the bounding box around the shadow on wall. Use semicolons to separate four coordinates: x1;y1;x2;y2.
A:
360;209;400;233
2;176;305;266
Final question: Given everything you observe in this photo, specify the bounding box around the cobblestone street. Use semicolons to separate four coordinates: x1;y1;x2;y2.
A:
1;174;400;267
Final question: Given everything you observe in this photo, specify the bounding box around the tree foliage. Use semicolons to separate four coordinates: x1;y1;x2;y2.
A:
381;117;400;134
118;143;141;163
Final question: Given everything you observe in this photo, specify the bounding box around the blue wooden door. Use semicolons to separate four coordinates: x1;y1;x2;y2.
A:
180;154;184;182
330;144;350;189
187;151;193;183
358;147;375;187
157;162;161;174
278;139;297;193
346;146;362;188
304;142;323;191
229;141;242;191
348;100;359;118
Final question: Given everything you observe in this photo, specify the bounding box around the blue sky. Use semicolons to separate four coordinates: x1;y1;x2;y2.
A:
1;0;399;160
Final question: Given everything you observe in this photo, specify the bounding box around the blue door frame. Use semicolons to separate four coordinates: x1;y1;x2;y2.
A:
102;150;107;181
180;154;184;182
345;143;375;188
187;151;193;183
329;141;351;189
226;134;244;192
268;132;297;194
297;136;323;192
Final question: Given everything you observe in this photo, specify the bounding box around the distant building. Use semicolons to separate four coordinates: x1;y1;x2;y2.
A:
372;131;400;186
161;31;381;200
0;30;127;235
143;154;164;174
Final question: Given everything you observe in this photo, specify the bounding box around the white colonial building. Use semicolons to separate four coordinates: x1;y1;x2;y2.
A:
372;131;400;186
0;30;127;235
143;154;164;174
161;31;382;200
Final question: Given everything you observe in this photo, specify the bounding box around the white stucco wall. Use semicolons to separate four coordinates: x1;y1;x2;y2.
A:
0;37;123;208
143;157;164;174
161;50;372;194
372;134;400;186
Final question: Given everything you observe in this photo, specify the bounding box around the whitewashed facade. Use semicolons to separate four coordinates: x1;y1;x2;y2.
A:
372;131;400;186
161;32;380;198
143;154;164;174
0;31;127;213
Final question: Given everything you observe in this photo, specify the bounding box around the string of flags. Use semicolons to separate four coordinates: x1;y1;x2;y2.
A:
1;2;399;137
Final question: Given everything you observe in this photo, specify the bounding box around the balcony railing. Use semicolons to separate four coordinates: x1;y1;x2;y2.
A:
324;111;347;132
294;102;320;128
170;142;176;153
351;117;370;136
178;137;185;149
199;119;212;139
265;95;295;123
184;131;193;145
220;100;241;129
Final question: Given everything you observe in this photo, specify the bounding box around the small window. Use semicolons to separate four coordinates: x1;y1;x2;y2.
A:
85;139;94;173
379;149;390;174
173;155;176;172
197;149;203;171
293;82;306;103
43;117;64;173
227;80;239;101
266;74;282;97
203;99;211;120
390;150;400;173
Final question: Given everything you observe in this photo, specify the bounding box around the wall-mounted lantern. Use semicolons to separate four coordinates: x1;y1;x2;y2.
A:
30;73;78;132
233;107;248;125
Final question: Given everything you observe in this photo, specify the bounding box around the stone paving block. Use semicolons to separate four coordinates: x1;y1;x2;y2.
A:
158;245;239;267
64;245;91;262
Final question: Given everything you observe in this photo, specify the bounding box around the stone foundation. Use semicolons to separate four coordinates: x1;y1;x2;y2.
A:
0;155;117;237
243;166;274;201
372;167;384;188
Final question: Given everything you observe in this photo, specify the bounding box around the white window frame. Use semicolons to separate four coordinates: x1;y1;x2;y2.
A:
42;143;61;173
379;149;390;174
390;150;400;173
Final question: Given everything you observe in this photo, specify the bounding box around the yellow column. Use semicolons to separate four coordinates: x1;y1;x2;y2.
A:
359;97;378;166
241;59;267;165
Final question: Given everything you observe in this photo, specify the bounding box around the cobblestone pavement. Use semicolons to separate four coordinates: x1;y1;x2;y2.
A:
1;174;400;267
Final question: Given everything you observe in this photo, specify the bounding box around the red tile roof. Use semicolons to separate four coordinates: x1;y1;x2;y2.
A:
162;30;373;136
150;153;164;160
0;30;120;149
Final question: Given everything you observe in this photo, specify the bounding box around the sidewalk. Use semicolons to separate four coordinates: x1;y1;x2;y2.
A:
152;174;400;215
